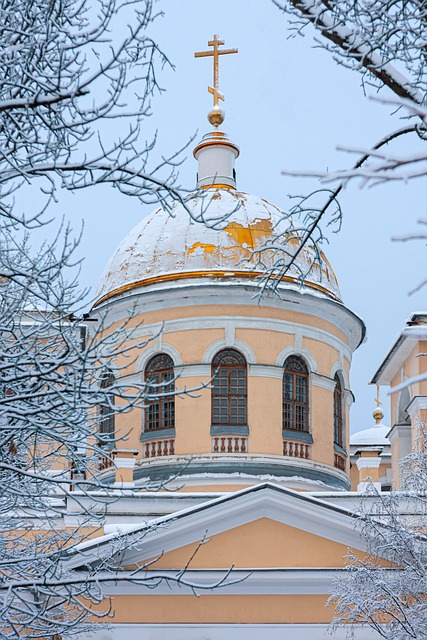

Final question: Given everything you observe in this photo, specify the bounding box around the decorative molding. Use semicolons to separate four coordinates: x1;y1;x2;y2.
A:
275;345;318;373
86;622;381;640
224;323;235;346
387;423;411;446
356;457;381;470
174;364;211;379
93;281;365;353
312;373;335;392
202;337;257;364
127;314;353;363
406;395;427;419
102;568;340;596
330;361;349;389
135;343;183;373
248;364;283;379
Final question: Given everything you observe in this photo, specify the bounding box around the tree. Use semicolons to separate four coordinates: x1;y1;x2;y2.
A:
253;0;427;292
263;2;427;635
0;1;202;637
329;437;427;639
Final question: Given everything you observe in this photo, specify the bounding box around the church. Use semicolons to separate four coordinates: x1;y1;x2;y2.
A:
66;36;426;639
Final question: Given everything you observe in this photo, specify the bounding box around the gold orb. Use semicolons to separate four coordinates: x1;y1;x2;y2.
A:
208;106;225;127
373;408;384;423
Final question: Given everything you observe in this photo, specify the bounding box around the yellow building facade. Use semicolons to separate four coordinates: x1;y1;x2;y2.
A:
63;42;427;639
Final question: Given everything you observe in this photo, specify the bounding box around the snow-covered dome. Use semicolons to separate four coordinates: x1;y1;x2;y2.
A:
350;423;390;446
94;131;342;307
94;188;341;306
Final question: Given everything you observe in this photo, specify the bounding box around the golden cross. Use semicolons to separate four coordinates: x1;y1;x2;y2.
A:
195;35;238;106
374;384;382;408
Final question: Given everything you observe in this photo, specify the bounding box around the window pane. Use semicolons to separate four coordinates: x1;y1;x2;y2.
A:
211;349;247;426
283;358;309;433
145;354;175;430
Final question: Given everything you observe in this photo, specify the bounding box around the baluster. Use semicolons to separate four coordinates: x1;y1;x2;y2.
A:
227;437;232;453
213;437;219;453
220;437;226;453
170;439;175;455
241;438;246;453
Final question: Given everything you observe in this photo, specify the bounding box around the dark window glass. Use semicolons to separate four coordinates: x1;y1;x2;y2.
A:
212;349;247;426
334;374;344;448
145;354;175;431
99;370;115;450
282;356;309;432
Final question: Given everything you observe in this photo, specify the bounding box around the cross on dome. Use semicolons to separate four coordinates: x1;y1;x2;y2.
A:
195;34;238;127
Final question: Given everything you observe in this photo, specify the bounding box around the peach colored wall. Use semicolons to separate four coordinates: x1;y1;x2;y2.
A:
166;329;224;363
350;462;358;490
247;376;282;454
146;518;355;570
107;594;332;624
235;328;293;362
303;337;339;377
311;386;335;466
175;380;211;455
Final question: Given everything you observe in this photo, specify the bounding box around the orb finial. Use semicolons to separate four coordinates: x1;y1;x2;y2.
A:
195;35;238;128
373;384;384;424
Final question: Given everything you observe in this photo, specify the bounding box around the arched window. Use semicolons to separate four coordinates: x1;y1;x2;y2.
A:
212;349;247;426
283;356;309;432
99;370;115;450
333;374;344;448
145;354;175;431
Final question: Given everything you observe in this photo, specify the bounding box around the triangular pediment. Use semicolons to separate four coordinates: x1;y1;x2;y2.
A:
68;483;366;571
147;516;357;570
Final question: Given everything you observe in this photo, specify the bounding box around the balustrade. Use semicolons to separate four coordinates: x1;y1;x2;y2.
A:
282;439;310;459
334;452;346;471
212;436;247;454
143;438;175;458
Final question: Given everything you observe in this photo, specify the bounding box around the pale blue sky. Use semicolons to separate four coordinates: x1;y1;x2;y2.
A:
33;1;427;432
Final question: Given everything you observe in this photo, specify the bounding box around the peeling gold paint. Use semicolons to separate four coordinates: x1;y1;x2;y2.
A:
188;242;217;255
224;219;273;250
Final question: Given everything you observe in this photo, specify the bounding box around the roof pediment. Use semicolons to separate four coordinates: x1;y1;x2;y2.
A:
67;483;366;572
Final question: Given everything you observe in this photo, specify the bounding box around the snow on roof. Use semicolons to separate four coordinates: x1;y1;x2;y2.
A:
350;423;390;446
95;188;341;305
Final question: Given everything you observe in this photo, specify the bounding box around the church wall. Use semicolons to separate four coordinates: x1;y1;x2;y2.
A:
174;381;211;454
164;329;224;363
140;518;355;570
311;385;336;468
247;376;283;454
91;286;359;491
105;594;333;625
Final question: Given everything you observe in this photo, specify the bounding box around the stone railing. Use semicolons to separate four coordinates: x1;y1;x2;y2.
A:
143;438;175;458
334;452;346;471
98;453;114;471
283;440;310;459
212;436;247;454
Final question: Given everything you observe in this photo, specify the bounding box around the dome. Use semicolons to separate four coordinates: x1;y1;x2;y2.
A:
94;188;341;306
350;424;390;446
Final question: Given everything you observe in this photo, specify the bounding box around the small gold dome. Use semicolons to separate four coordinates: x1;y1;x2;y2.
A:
373;408;384;424
208;105;225;127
